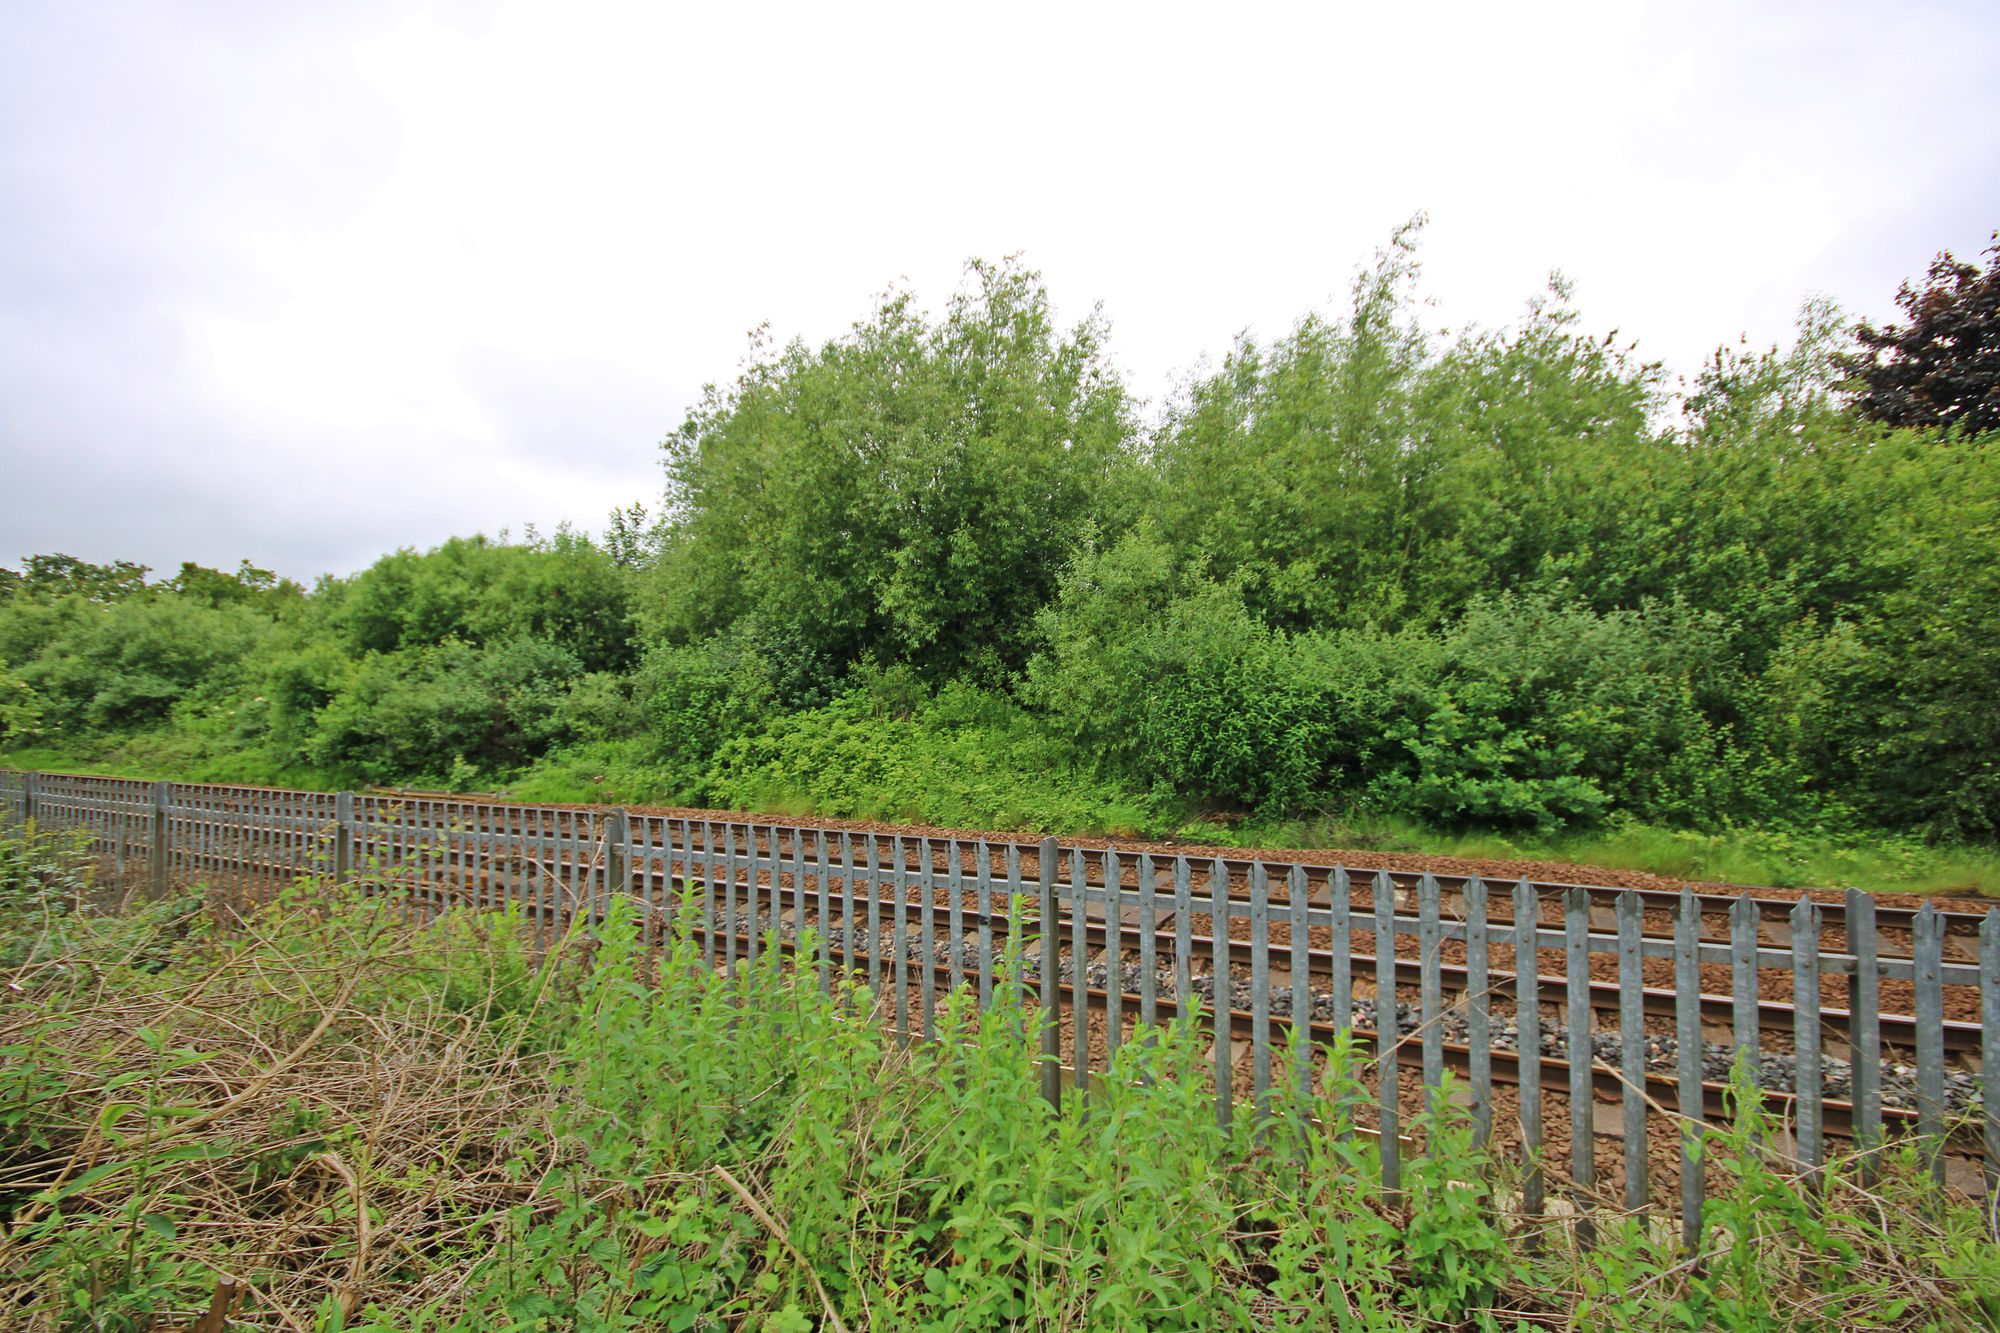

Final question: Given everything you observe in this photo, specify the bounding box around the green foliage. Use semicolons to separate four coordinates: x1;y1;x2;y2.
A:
1024;525;1369;814
304;636;585;786
0;529;643;791
0;553;153;604
1367;593;1761;831
165;561;305;614
3;596;273;736
7;857;1995;1331
0;820;101;967
267;528;639;787
0;666;50;746
700;681;1157;834
11;230;2000;870
633;632;790;793
651;257;1131;680
1028;553;1769;831
331;529;635;674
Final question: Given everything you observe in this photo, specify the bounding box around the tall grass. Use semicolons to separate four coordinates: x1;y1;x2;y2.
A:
1;828;1997;1330
1232;810;2000;897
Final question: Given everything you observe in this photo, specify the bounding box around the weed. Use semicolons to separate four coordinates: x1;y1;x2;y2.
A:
1;823;1996;1330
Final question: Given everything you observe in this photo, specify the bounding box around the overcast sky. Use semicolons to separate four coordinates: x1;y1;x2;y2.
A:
3;1;1996;581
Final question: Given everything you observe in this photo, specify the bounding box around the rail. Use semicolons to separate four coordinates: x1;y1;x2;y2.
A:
4;767;1996;1251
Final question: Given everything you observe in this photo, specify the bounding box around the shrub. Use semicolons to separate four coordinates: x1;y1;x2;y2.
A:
1362;593;1754;832
14;598;271;735
1026;526;1347;813
332;530;636;673
305;636;583;784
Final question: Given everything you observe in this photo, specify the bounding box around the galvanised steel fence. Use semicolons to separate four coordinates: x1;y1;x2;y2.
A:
5;768;1998;1245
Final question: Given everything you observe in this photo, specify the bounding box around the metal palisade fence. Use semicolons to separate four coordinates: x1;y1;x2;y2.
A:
5;768;1999;1245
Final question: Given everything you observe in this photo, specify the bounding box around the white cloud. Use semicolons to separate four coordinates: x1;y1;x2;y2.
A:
3;0;1996;578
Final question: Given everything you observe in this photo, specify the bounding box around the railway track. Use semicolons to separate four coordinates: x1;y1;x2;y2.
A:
17;771;1995;1174
117;790;1992;1057
399;878;1942;1148
331;853;1967;1049
103;773;1998;939
362;790;1997;946
359;852;1989;1093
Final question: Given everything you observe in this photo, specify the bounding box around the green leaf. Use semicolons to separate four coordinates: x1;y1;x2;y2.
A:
96;1100;142;1136
34;1159;130;1203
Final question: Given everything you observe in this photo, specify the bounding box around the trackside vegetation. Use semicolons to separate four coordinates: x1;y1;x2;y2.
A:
4;227;2000;892
1;829;1996;1331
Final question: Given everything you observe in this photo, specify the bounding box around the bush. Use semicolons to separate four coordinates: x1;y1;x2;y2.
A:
1364;593;1754;832
13;598;271;735
651;258;1132;680
305;636;583;785
1026;526;1345;813
702;685;1156;833
549;670;643;746
332;530;636;673
635;637;763;791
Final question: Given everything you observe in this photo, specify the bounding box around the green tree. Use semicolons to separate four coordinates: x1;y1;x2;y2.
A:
1147;221;1435;631
1148;226;1669;635
651;258;1132;680
1772;434;2000;837
0;554;151;604
160;560;303;610
304;636;585;785
330;530;635;674
13;597;272;733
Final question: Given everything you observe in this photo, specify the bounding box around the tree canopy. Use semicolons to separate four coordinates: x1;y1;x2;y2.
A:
1841;232;2000;436
6;233;1999;844
650;259;1130;684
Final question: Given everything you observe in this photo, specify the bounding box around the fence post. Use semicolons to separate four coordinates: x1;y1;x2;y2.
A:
22;770;38;827
1914;902;1946;1188
150;781;170;896
333;792;354;884
1374;871;1399;1196
1216;858;1236;1135
1846;889;1882;1184
604;809;630;927
1981;911;2000;1215
1673;890;1704;1251
1564;886;1596;1247
1069;847;1089;1096
1037;837;1061;1109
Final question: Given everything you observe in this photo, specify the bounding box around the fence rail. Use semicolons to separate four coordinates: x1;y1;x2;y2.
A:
5;768;1998;1246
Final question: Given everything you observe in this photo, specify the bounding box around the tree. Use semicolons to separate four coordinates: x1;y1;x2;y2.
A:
1840;232;2000;436
1148;226;1670;635
162;560;303;609
651;258;1132;681
0;554;150;603
329;531;636;674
